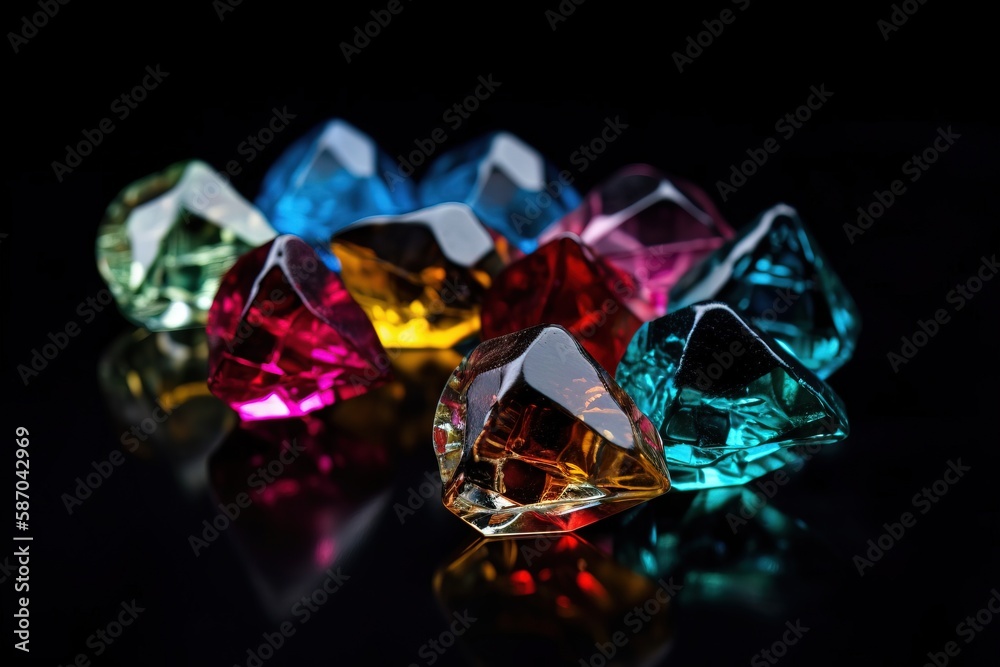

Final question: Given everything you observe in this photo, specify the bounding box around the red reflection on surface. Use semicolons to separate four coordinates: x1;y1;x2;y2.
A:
576;571;609;600
509;570;535;595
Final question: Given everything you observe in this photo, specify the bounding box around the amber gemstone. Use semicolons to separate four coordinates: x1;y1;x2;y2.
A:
433;324;671;536
481;235;644;372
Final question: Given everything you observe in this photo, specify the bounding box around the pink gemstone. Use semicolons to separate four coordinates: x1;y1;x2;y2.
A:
538;165;733;318
208;235;390;420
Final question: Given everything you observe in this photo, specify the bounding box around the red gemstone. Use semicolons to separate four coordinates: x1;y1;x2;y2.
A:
481;236;642;371
538;165;733;317
208;235;390;420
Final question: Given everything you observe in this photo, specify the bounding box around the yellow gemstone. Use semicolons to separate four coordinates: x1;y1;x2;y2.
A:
331;203;503;348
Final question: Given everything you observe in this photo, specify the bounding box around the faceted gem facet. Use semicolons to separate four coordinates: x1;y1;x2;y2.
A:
669;203;861;378
255;119;417;248
539;165;733;318
96;160;277;330
207;235;390;420
418;132;582;252
434;535;674;666
481;235;644;372
331;203;503;349
433;324;671;536
615;302;848;490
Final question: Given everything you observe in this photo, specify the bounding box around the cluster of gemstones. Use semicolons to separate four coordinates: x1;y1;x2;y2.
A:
96;120;860;536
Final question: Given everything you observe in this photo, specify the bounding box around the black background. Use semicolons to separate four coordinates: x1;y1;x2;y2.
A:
4;1;1000;665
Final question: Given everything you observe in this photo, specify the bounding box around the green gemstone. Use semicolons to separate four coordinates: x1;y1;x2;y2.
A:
615;302;849;490
96;160;276;330
669;204;861;378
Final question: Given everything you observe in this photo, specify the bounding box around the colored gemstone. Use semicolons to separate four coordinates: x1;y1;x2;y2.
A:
330;203;503;349
96;160;277;330
418;132;581;252
669;203;861;378
615;487;838;615
481;235;644;372
207;235;390;420
615;302;849;490
433;324;671;536
435;534;674;666
255;119;417;249
539;165;733;317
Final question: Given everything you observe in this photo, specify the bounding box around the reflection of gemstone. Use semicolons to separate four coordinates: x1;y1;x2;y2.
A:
433;324;671;535
434;534;674;667
208;235;390;420
418;132;581;252
615;487;838;616
615;302;849;490
237;413;396;501
331;203;503;349
96;160;276;330
481;235;644;372
670;204;861;378
98;328;235;493
209;414;392;615
539;165;733;318
255;119;416;248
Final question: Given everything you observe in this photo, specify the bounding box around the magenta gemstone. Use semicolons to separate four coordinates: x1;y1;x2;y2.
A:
538;165;733;318
207;235;390;420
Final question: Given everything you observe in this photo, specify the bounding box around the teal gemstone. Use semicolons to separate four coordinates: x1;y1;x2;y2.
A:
669;204;860;378
615;302;849;490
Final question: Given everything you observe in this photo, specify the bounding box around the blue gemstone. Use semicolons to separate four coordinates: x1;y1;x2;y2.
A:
669;204;861;378
255;120;417;250
418;132;581;252
615;302;849;490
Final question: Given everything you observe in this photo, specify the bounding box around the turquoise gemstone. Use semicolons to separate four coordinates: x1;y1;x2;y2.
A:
418;132;581;252
669;204;860;378
615;302;849;490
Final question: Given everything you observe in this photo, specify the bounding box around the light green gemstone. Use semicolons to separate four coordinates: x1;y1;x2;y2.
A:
96;160;276;330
